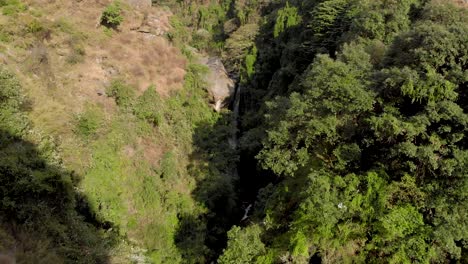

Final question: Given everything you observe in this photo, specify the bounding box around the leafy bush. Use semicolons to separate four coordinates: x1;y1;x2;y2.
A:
106;79;135;108
100;1;123;29
26;19;44;33
0;30;10;42
0;67;29;138
160;151;178;180
218;225;266;264
273;2;301;37
133;86;162;126
74;105;103;138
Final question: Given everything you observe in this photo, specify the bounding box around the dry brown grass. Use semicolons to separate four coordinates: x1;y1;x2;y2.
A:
0;0;188;175
452;0;468;7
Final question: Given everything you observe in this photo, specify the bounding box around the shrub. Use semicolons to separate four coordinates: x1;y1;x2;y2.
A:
74;105;103;138
26;19;44;34
133;86;162;126
100;1;123;29
0;67;29;139
106;79;135;108
0;30;10;42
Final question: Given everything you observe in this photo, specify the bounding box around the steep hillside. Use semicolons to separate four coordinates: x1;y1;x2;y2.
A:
1;0;468;263
0;0;236;262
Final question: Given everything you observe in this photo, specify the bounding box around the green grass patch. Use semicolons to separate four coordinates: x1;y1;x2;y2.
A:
0;0;26;15
74;104;104;138
106;79;136;108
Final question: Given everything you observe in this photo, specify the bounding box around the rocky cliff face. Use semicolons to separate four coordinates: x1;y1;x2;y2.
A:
202;57;235;112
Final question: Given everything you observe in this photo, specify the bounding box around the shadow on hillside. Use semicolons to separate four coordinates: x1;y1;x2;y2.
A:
0;129;117;263
175;111;241;262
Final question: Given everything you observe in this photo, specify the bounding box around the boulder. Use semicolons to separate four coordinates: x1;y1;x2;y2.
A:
202;57;235;112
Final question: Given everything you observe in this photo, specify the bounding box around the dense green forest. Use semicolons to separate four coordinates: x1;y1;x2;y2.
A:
1;0;468;263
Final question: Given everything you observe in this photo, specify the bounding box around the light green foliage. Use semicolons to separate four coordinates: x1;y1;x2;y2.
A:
79;60;224;262
380;205;423;238
0;68;28;138
0;28;12;42
74;104;104;138
218;225;266;264
273;2;301;37
25;19;44;34
197;4;226;32
134;86;162;126
290;231;309;258
160;151;178;180
106;79;136;108
260;171;431;263
101;1;123;28
167;15;190;46
380;66;457;103
165;0;231;52
244;45;258;79
0;0;26;16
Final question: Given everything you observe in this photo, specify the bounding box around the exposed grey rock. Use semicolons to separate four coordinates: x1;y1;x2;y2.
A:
202;57;235;112
136;14;169;36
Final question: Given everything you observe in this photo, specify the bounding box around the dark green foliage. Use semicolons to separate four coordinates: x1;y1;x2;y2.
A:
308;0;350;51
349;0;422;43
100;1;123;29
258;43;375;176
221;1;468;263
0;67;114;263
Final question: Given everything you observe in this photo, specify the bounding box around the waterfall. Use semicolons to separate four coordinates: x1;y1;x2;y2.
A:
229;83;241;150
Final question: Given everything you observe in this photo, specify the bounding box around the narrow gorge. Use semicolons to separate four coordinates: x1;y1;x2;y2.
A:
1;0;467;263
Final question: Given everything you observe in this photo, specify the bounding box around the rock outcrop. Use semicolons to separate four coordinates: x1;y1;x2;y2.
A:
202;57;235;112
136;11;172;36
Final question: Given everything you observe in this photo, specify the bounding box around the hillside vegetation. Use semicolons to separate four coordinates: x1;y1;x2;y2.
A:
0;0;233;262
0;0;467;263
